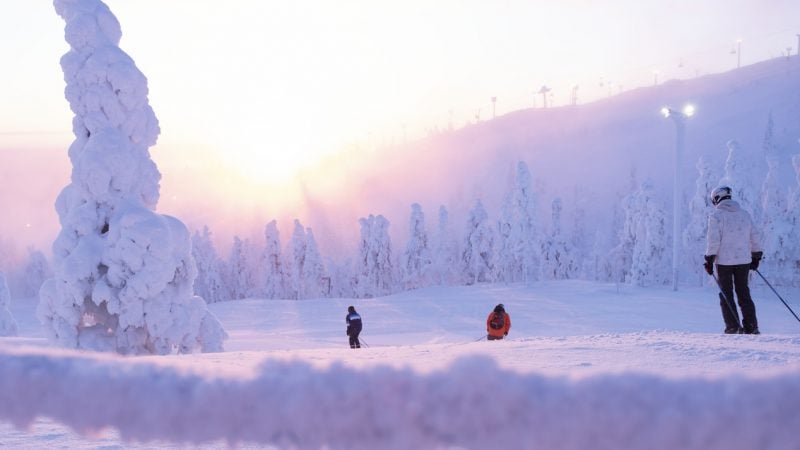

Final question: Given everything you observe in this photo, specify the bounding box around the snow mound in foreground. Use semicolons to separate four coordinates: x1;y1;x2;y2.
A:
1;347;798;449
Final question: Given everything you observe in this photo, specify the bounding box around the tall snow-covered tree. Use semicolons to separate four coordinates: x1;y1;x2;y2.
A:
327;257;355;298
401;203;432;289
720;139;761;222
191;227;228;303
462;200;495;284
682;156;719;286
0;272;18;337
630;181;670;286
355;215;394;298
226;237;247;300
21;248;53;298
608;179;639;284
786;154;800;285
495;161;539;283
37;0;226;354
301;227;327;298
226;236;259;300
761;154;792;284
541;198;578;280
261;220;286;299
285;220;307;300
430;205;460;285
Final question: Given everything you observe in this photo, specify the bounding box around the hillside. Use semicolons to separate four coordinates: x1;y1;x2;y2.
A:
299;56;800;254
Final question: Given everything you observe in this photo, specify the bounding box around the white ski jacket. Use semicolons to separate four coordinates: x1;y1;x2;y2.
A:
705;199;762;265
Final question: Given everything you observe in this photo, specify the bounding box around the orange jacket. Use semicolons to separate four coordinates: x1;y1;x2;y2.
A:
486;311;511;338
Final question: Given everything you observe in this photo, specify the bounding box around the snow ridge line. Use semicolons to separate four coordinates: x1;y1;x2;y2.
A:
0;348;799;449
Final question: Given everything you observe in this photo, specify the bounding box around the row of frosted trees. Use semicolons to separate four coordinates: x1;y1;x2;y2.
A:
193;132;800;302
192;161;590;302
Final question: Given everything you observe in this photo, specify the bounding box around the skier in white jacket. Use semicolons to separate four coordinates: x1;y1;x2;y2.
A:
704;186;763;334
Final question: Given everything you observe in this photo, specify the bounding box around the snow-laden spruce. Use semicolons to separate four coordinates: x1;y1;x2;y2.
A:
37;0;226;354
356;215;394;298
400;203;432;290
683;156;718;286
191;227;228;304
260;220;286;299
0;272;18;337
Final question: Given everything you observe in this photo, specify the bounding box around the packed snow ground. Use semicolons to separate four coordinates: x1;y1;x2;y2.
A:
2;281;800;449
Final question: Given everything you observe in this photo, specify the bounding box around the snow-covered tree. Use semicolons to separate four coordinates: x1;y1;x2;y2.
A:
682;156;719;286
226;236;254;300
541;198;579;280
327;257;355;298
462;200;495;284
285;220;307;300
355;215;394;298
584;229;614;281
786;154;800;285
20;248;52;298
301;227;327;298
495;161;539;283
720;139;761;222
0;272;18;337
401;203;432;289
758;157;789;284
608;182;639;284
37;0;226;354
261;220;286;299
191;227;228;303
430;206;460;285
630;181;670;286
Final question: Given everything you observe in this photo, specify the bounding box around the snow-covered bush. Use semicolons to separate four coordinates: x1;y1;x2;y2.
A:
37;0;226;354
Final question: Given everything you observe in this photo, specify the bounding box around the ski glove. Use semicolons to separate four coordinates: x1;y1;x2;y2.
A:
704;255;715;275
750;251;763;271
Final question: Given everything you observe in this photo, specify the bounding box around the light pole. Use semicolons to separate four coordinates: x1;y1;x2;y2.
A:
661;104;695;291
737;39;742;68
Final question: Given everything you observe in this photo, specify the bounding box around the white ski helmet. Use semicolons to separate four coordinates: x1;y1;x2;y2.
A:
711;186;732;206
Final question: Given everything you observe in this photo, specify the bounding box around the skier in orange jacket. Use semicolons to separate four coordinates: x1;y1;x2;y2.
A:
486;303;511;340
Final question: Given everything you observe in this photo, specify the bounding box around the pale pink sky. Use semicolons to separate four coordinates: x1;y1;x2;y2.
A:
0;0;798;258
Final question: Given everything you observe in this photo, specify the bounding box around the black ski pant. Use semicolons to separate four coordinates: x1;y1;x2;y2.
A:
717;264;758;332
349;332;361;349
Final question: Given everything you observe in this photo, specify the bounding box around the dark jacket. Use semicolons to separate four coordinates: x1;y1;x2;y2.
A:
346;311;363;336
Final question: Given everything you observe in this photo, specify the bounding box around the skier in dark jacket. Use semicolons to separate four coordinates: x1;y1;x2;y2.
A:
346;305;363;349
704;186;763;334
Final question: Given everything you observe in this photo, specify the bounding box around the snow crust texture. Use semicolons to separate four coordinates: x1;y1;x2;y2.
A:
0;347;798;450
38;0;226;354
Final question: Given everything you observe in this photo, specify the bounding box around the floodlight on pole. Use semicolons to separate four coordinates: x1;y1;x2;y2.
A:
661;103;695;291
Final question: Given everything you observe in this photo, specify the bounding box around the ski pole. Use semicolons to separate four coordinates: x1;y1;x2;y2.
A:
359;339;370;348
754;270;800;324
711;273;743;329
474;334;488;342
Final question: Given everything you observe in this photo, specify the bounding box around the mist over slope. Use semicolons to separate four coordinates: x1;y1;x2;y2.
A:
301;56;800;255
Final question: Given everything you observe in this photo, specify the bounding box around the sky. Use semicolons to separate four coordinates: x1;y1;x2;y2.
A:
0;0;798;256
